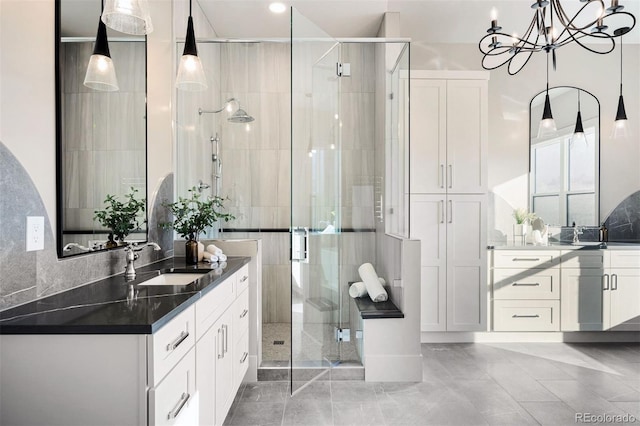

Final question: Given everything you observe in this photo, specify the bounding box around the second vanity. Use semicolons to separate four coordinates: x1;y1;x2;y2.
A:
491;244;640;333
0;257;250;426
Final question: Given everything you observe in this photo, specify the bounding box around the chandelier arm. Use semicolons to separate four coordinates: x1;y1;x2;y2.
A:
507;50;535;75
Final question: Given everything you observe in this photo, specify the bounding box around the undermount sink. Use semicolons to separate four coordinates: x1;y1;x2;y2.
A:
136;272;207;286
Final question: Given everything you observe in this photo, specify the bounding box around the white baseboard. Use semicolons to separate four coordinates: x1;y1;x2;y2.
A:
421;331;640;343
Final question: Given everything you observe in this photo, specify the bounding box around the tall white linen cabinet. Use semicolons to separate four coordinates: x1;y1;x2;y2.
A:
409;71;489;334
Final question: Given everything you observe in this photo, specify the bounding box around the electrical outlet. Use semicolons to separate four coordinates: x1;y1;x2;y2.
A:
26;216;44;251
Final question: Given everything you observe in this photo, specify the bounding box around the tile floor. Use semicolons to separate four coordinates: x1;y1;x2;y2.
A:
225;342;640;425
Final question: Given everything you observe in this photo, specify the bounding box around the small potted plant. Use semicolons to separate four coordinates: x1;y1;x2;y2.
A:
94;187;146;248
512;207;536;245
162;187;235;264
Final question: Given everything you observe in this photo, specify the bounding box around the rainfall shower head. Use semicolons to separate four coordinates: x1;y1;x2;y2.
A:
199;97;255;124
227;108;255;123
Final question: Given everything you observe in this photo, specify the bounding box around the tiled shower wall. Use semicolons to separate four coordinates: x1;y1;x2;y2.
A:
60;41;146;246
177;42;378;326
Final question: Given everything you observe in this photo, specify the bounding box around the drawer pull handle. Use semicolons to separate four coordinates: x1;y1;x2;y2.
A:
612;274;618;291
240;352;248;364
167;331;189;352
512;282;540;287
240;275;249;283
167;392;190;420
240;309;249;319
217;328;223;359
512;314;540;318
512;258;540;262
603;274;610;291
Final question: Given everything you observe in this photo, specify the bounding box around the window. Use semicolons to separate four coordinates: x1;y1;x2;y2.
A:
530;127;597;226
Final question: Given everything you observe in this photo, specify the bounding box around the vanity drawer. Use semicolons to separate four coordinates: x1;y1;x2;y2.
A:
493;251;559;269
610;251;640;268
493;269;559;300
149;347;198;426
233;287;250;344
235;264;250;295
148;305;196;386
493;300;560;331
560;250;605;269
196;276;235;340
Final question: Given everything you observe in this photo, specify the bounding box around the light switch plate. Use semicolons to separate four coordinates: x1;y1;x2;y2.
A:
26;216;45;251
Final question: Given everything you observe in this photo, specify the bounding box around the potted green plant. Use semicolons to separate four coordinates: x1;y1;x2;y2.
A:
512;207;536;245
94;187;146;248
162;187;235;264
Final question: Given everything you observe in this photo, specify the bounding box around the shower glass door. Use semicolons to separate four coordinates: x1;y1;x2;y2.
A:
291;7;341;394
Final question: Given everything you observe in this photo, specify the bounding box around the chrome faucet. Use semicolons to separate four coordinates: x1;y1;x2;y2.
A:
124;242;162;280
572;226;584;244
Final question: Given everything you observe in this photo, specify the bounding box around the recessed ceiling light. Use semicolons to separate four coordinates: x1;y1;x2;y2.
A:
269;2;287;14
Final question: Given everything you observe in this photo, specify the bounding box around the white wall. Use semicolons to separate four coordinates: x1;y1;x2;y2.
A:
0;0;56;231
410;41;640;236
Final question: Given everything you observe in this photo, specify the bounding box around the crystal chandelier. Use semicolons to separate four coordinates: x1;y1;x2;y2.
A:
479;0;636;75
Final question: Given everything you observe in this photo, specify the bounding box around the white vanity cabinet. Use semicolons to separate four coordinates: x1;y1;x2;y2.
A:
0;263;251;426
411;71;489;335
195;263;250;426
491;250;561;332
491;248;640;333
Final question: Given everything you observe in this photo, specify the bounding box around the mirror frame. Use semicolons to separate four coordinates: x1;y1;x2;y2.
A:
528;85;601;227
55;0;148;258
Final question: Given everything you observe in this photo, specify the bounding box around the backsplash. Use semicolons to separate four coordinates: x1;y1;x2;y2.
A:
604;190;640;242
0;141;173;311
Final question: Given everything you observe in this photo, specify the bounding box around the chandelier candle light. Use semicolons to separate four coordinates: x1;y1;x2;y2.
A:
479;0;635;75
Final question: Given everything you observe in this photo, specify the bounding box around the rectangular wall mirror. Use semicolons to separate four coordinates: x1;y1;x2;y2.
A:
529;86;600;227
56;0;147;257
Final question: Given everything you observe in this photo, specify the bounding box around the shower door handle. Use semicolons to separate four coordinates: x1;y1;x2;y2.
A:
291;227;309;262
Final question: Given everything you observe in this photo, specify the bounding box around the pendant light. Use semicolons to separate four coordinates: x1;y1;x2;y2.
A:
571;90;586;146
84;1;119;92
176;0;207;92
538;52;556;138
101;0;153;35
612;34;628;139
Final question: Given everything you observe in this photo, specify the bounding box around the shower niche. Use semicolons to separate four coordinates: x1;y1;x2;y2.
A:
175;7;409;389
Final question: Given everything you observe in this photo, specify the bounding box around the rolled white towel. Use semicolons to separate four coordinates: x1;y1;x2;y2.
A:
197;242;205;261
349;277;386;299
358;263;388;302
349;282;368;298
206;244;223;256
203;251;218;263
218;261;227;269
217;253;227;262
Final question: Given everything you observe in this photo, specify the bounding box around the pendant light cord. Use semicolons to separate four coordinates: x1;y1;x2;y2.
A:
546;51;550;92
189;0;192;17
619;36;623;96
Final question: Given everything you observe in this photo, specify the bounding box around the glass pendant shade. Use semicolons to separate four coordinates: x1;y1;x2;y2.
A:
84;18;119;92
101;0;153;35
612;94;628;139
176;16;207;91
571;110;586;145
538;93;556;138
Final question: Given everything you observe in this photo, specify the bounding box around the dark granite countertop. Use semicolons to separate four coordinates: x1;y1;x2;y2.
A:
353;297;404;319
0;257;250;335
488;242;640;250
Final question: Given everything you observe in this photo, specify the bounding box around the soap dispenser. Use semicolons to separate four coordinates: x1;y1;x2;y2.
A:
599;223;608;243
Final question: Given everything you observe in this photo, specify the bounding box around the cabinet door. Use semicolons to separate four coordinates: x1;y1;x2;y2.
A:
607;269;640;331
410;194;446;331
446;195;487;331
410;79;446;194
196;327;216;426
215;308;235;426
560;269;605;331
445;80;487;194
